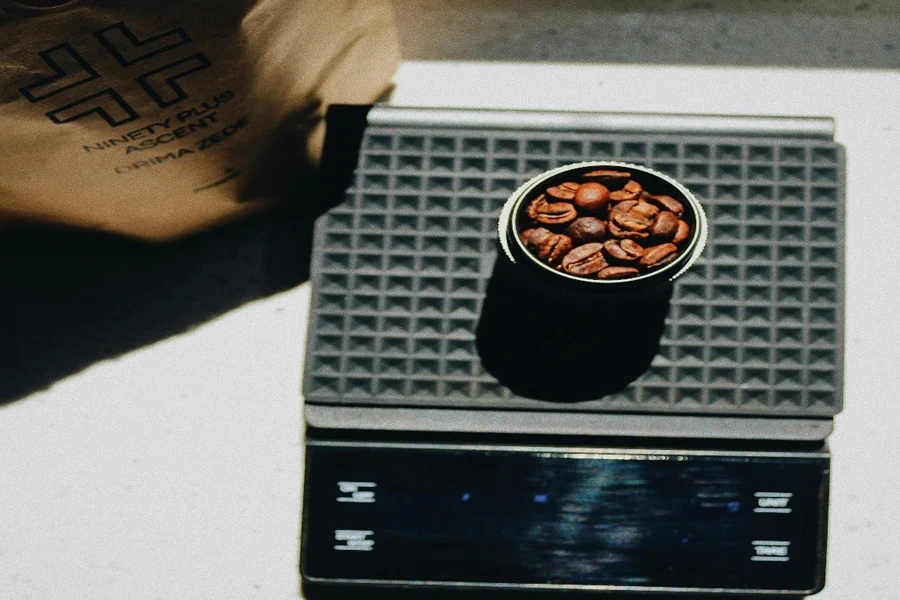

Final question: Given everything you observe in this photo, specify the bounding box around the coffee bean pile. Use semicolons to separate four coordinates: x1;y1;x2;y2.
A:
519;169;693;280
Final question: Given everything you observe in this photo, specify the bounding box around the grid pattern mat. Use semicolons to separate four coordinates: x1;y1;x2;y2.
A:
305;127;845;417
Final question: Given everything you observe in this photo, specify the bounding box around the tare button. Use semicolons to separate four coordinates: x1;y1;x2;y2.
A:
751;540;790;562
753;491;793;514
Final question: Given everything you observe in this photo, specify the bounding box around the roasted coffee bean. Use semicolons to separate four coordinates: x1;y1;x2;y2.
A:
613;212;652;232
650;211;679;241
528;196;578;226
608;199;639;220
620;239;645;256
647;194;684;217
672;219;691;244
608;220;650;240
603;239;645;263
526;194;548;221
597;266;640;280
561;243;608;276
537;203;578;225
609;180;643;201
546;181;580;201
583;169;632;183
521;228;537;243
565;217;607;244
573;182;610;212
639;243;679;268
538;204;577;225
525;226;552;245
526;228;573;265
630;200;660;220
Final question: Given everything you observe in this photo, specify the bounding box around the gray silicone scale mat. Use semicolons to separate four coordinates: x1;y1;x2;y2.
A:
303;107;845;440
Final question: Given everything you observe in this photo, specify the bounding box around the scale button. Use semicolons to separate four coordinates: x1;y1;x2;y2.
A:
336;481;376;503
751;540;790;562
753;491;792;514
334;530;374;551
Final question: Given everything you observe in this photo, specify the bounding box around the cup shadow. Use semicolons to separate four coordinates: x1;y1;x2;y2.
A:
475;252;672;403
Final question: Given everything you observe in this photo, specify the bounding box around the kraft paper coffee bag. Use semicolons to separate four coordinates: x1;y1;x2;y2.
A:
0;0;399;240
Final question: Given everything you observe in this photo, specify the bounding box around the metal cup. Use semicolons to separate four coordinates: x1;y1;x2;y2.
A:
476;162;707;402
498;160;708;298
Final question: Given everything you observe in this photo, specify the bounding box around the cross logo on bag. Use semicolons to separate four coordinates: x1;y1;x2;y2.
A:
18;21;210;127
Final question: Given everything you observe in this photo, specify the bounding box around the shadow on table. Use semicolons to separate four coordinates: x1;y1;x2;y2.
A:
0;107;370;406
0;203;317;405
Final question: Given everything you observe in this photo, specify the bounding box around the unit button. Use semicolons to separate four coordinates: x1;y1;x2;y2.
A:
753;491;792;514
751;540;790;562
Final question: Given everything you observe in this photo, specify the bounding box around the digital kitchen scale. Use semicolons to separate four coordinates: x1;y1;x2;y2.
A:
300;106;844;597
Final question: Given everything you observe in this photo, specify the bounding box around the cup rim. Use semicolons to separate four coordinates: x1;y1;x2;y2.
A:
499;161;708;286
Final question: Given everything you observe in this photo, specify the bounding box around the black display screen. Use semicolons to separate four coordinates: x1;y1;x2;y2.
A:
302;442;828;594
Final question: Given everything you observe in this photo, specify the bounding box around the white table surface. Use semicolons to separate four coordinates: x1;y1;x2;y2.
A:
2;61;899;600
